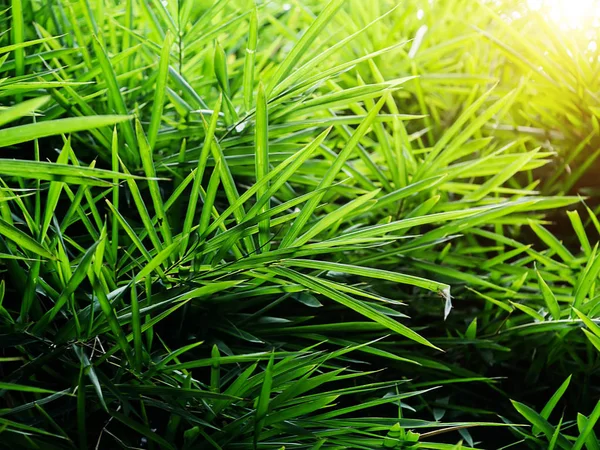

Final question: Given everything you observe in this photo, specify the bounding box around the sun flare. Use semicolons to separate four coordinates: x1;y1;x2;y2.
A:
528;0;600;29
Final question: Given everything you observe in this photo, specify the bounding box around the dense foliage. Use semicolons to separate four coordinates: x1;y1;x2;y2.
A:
0;0;599;449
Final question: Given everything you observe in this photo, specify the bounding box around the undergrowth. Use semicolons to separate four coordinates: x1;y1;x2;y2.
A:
0;0;599;449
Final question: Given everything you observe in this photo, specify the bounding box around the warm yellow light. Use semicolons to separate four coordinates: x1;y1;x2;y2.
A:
528;0;600;29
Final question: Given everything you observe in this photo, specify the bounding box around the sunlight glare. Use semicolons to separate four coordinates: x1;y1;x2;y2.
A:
528;0;600;29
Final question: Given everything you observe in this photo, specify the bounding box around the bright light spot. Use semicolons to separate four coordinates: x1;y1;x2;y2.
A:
282;3;291;11
408;25;428;59
417;9;425;20
528;0;543;10
528;0;600;29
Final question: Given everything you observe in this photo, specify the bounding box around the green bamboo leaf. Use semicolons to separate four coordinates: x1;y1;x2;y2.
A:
73;344;107;412
272;267;441;350
99;283;243;365
214;40;236;123
148;30;172;149
130;285;142;372
210;344;220;393
529;221;575;265
573;308;600;338
214;40;230;96
573;251;600;310
120;161;164;256
210;139;254;255
93;277;134;367
548;416;564;450
92;35;138;164
279;82;399;119
510;301;544;322
0;417;66;439
32;240;100;334
168;66;208;110
275;5;401;96
198;160;222;236
536;269;561;320
375;175;446;211
572;400;600;450
294;189;380;246
311;390;433;421
266;0;344;94
576;413;600;450
0;382;56;394
463;149;538;202
567;210;592;255
0;217;54;260
467;288;513;313
0;96;50;127
280;94;388;248
39;141;71;241
112;384;238;401
243;7;258;110
417;86;516;180
0;115;131;148
136;119;172;247
132;240;180;284
11;0;24;91
281;259;449;295
583;329;600;352
512;401;571;450
181;96;222;254
204;127;331;238
105;200;165;278
533;375;572;435
265;395;338;426
254;352;274;447
465;318;477;340
0;36;62;56
152;341;205;373
255;83;270;251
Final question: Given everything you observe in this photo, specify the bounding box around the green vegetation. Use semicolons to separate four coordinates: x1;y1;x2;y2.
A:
0;0;599;448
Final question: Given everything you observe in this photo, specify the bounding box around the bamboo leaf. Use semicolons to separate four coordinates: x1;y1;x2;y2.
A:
0;115;132;148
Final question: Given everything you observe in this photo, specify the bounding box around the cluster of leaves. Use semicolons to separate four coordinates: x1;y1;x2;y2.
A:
0;0;599;449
